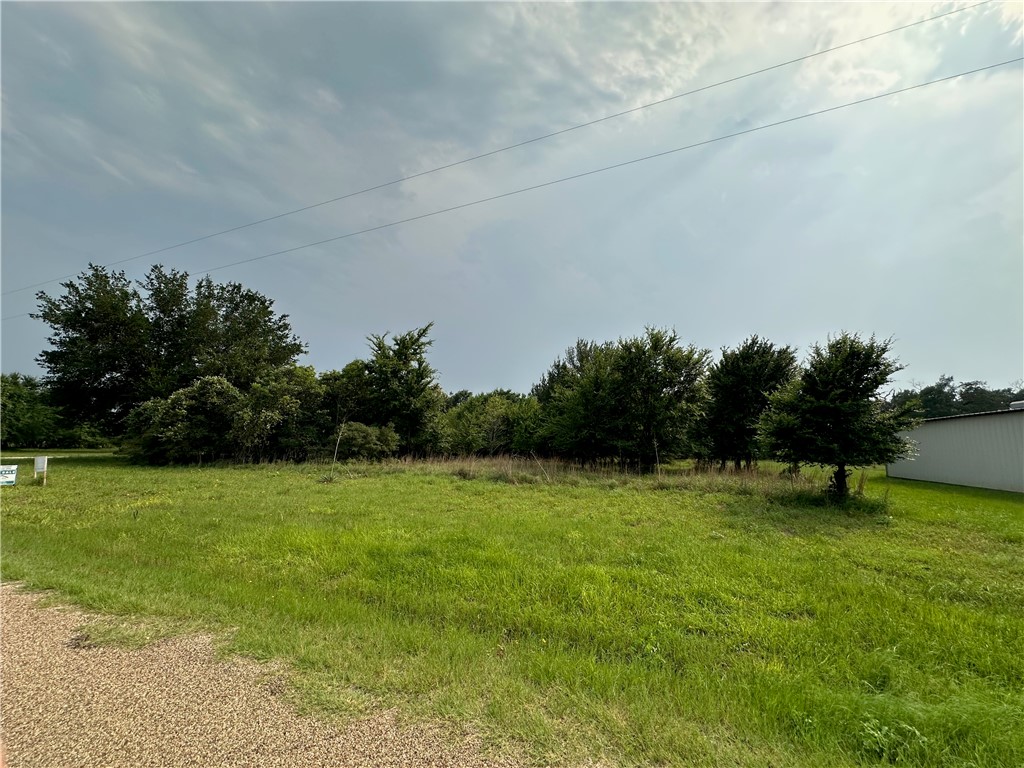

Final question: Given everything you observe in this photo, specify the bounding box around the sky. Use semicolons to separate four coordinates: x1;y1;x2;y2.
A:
2;1;1022;396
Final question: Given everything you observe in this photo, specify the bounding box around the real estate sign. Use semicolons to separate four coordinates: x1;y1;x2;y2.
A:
0;465;18;486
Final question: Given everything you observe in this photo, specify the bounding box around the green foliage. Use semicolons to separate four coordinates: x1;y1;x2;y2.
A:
192;277;306;389
232;365;325;462
34;264;305;436
698;336;798;470
759;333;918;498
34;265;150;434
362;324;444;455
890;375;1024;419
0;373;62;449
318;361;374;427
440;390;537;456
124;377;244;464
333;422;399;461
537;328;709;469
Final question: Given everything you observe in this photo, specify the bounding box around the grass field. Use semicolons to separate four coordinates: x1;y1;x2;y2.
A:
1;453;1021;767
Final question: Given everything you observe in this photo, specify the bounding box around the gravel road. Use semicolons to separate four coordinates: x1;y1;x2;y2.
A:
0;584;519;768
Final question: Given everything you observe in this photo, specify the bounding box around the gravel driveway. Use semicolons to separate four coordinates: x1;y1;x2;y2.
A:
0;584;519;768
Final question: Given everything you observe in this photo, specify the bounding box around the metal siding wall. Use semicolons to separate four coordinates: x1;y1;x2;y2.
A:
887;412;1024;492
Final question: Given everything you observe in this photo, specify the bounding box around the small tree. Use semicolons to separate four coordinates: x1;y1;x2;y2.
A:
759;333;918;499
0;373;62;449
125;376;243;465
535;329;709;469
700;336;798;470
363;324;443;455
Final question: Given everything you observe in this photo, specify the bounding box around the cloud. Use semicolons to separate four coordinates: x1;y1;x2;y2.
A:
2;1;1020;393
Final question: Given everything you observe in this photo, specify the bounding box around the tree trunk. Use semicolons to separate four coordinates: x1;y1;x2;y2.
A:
733;458;742;471
831;463;849;499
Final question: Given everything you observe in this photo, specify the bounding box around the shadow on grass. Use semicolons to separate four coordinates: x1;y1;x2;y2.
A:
721;490;893;538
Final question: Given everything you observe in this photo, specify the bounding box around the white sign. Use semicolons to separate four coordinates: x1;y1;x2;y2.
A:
34;456;48;474
0;465;18;486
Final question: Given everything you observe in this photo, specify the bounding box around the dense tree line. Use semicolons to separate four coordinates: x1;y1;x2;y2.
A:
888;375;1024;419
33;264;305;435
17;263;1024;499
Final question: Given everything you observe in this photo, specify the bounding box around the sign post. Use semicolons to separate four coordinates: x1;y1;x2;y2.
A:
34;456;48;486
0;465;18;486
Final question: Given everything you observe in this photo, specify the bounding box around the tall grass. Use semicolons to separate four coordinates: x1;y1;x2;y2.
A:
1;453;1021;767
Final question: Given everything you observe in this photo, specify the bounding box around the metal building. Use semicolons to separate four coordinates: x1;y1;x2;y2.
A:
886;407;1024;493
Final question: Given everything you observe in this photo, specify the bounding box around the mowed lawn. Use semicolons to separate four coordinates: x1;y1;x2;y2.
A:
1;455;1021;767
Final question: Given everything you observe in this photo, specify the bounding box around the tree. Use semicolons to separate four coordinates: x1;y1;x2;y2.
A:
333;422;399;461
34;264;305;435
34;265;150;434
536;340;620;463
759;333;918;499
192;277;305;389
124;377;244;465
888;376;1024;419
441;390;532;456
232;364;325;462
319;361;375;429
954;381;1019;415
362;324;444;455
700;336;798;470
0;373;61;449
536;329;709;469
608;329;709;470
918;375;958;418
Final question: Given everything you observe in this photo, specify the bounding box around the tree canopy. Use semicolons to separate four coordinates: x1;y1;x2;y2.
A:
34;264;305;434
759;333;918;498
699;336;798;470
889;375;1024;419
536;328;709;469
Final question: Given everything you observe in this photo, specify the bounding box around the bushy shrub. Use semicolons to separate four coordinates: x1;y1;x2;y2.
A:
334;422;399;461
124;376;243;464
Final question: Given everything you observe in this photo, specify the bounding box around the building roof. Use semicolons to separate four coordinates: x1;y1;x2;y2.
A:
922;408;1024;423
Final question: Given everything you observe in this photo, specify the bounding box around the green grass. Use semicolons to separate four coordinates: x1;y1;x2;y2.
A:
1;454;1021;767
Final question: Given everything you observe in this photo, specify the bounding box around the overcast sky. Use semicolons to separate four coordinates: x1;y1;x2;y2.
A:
2;1;1022;395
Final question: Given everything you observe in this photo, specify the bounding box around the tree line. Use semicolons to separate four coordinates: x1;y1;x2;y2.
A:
3;264;1016;497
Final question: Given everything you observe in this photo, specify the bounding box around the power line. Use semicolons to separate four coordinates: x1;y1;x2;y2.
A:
3;56;1019;323
193;59;1024;275
2;55;1019;324
0;0;993;299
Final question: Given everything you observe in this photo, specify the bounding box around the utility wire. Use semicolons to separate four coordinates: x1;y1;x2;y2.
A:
2;56;1019;323
2;55;1018;324
194;59;1024;276
0;0;993;299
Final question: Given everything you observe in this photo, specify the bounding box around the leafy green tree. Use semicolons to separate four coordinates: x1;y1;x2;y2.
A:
362;324;444;455
608;329;710;470
537;340;619;463
34;264;305;436
441;390;532;456
955;381;1018;415
333;422;399;461
232;365;324;462
319;361;375;429
888;376;1024;419
700;336;798;470
192;277;305;389
759;333;918;499
536;329;709;469
0;373;62;449
918;375;958;418
139;266;205;399
34;265;150;434
125;376;243;465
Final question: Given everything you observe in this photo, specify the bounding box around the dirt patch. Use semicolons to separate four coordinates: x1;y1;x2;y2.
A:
0;583;519;768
